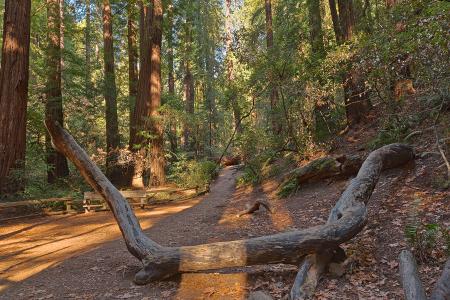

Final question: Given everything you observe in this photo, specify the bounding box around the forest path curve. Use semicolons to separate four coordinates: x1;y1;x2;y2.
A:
0;166;241;298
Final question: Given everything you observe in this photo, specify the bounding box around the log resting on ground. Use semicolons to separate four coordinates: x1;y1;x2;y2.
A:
398;250;427;300
289;144;414;299
278;154;363;196
399;250;450;300
45;119;414;286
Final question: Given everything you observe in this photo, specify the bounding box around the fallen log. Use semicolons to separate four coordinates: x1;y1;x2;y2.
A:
430;258;450;300
399;250;427;300
289;143;414;299
398;250;450;300
278;154;363;197
45;119;414;289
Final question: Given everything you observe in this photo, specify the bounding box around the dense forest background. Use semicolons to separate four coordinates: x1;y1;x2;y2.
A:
0;0;448;200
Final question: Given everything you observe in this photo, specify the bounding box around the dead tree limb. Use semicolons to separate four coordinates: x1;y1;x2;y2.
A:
238;200;272;217
45;119;414;287
434;126;450;180
399;250;427;300
289;144;414;299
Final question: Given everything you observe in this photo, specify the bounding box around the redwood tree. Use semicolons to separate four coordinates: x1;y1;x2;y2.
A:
85;0;92;99
225;0;242;134
0;0;32;194
331;0;371;127
308;0;324;57
182;19;195;151
45;0;69;183
264;0;281;134
167;0;177;152
127;0;138;136
149;0;165;186
129;1;151;188
102;0;121;184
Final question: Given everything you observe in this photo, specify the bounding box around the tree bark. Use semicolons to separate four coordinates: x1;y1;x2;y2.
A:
328;0;343;43
127;0;138;141
167;0;177;153
289;145;414;299
398;250;427;300
130;1;152;188
225;0;242;134
308;0;324;57
85;0;92;99
430;258;450;300
46;0;69;184
335;0;371;127
183;17;195;151
44;120;415;288
264;0;281;135
102;0;121;185
337;0;354;41
0;0;31;194
149;0;165;186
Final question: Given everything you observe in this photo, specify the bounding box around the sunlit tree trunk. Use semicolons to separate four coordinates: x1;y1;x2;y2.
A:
225;0;242;134
264;0;281;134
102;0;121;184
45;0;69;184
308;0;324;57
128;0;138;140
0;0;31;194
167;0;177;153
85;0;92;98
130;1;151;188
149;0;165;186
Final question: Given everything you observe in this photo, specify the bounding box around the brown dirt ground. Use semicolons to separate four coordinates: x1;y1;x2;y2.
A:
0;144;449;299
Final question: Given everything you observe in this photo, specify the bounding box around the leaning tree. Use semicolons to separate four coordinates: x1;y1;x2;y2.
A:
45;119;449;299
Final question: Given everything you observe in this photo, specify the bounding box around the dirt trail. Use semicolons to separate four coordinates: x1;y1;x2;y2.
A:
0;157;447;299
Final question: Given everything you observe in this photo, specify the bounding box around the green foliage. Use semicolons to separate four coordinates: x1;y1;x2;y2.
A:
277;178;298;198
405;198;450;262
168;156;218;190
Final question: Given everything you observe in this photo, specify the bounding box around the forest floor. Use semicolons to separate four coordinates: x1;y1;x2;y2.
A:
0;128;449;299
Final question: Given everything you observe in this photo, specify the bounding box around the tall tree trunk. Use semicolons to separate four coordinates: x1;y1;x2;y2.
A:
336;0;371;127
183;64;195;151
264;0;281;134
337;0;354;41
0;0;31;195
85;0;92;99
329;0;343;43
149;0;165;186
45;0;69;184
130;2;151;188
182;18;195;152
167;0;177;153
225;0;242;134
102;0;121;185
127;0;138;140
308;0;325;57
